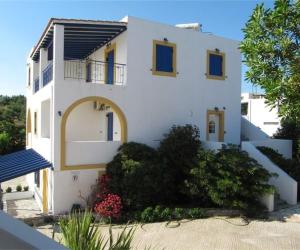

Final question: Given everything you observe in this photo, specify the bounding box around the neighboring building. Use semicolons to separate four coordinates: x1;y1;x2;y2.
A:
21;16;241;214
241;93;281;140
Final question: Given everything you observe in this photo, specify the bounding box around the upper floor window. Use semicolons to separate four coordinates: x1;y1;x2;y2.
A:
206;50;225;80
152;40;176;77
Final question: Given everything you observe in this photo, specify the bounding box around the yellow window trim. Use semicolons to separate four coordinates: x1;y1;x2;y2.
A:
206;110;225;142
104;43;116;84
152;40;177;77
60;96;127;171
206;50;226;80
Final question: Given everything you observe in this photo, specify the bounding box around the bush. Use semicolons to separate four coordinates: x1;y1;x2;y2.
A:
158;125;201;203
5;187;12;193
107;142;171;209
16;185;22;192
186;145;274;210
139;206;207;223
23;186;29;191
257;146;300;199
94;194;122;219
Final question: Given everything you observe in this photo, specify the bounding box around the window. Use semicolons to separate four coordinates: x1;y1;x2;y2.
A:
34;112;37;135
28;67;31;86
152;40;176;77
47;43;53;61
263;122;279;125
208;121;216;133
206;50;225;80
34;171;40;188
241;103;248;115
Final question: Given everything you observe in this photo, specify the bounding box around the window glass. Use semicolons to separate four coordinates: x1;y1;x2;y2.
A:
209;121;216;133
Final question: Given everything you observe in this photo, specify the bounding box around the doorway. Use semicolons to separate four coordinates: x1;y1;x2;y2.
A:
206;110;224;142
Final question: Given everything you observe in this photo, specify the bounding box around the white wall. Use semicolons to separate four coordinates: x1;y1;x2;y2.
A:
66;101;121;142
242;141;297;205
241;116;269;141
241;93;281;137
251;139;293;159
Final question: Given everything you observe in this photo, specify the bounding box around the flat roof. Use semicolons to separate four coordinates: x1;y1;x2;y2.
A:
31;18;127;61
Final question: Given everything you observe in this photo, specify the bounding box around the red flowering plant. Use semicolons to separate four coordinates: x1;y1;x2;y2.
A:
94;194;123;219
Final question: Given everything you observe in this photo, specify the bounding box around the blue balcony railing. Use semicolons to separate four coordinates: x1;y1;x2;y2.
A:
43;62;53;87
34;77;39;93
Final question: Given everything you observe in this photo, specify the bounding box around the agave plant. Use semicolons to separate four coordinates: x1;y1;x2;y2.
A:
59;211;136;250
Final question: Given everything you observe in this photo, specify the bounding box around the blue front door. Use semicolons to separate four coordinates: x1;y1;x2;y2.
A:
106;50;114;84
107;112;113;141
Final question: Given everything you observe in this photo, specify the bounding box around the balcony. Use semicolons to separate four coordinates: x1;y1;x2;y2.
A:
65;141;121;166
42;62;53;87
34;77;39;93
64;59;126;85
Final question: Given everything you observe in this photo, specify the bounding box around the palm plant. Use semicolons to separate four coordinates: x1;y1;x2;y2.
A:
59;211;136;250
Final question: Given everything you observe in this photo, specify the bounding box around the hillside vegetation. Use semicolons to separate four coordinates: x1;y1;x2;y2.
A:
0;95;26;155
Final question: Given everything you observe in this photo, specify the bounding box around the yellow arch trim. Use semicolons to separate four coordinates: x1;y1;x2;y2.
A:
60;96;127;171
26;109;32;146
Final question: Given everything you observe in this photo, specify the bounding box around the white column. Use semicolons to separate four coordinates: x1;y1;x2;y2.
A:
39;48;48;88
53;24;64;83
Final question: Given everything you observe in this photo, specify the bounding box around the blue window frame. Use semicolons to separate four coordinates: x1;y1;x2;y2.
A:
152;40;176;77
207;50;225;80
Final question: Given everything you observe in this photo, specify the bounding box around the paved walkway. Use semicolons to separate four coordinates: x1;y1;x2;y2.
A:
36;216;300;250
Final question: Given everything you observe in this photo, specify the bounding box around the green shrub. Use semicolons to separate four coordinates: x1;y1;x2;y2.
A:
140;207;155;223
160;207;173;221
187;208;206;219
5;187;12;193
16;185;22;192
158;125;201;203
23;186;29;191
173;208;186;220
186;145;274;210
107;142;173;209
257;146;300;199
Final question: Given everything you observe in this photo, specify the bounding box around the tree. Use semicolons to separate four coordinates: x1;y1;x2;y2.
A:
0;95;26;155
240;0;300;124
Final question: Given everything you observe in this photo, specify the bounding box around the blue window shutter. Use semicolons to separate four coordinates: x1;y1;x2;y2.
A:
107;112;113;141
156;44;173;72
209;54;223;76
107;50;114;84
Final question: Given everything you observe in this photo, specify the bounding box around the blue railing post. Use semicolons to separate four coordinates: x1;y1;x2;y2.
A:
34;77;39;93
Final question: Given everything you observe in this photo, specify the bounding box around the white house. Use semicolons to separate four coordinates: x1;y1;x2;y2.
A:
241;92;281;140
20;16;242;215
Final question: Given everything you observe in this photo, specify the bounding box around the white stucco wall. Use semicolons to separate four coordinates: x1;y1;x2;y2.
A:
242;141;297;205
241;93;281;138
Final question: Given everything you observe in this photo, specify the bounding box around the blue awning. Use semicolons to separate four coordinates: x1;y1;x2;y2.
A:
0;149;51;183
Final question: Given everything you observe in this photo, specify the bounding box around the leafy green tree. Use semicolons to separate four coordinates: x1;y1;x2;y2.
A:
0;95;26;154
240;0;300;124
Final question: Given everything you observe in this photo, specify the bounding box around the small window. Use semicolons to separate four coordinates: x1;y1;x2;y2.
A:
241;103;248;115
208;121;216;133
207;50;225;80
152;40;176;77
34;112;37;135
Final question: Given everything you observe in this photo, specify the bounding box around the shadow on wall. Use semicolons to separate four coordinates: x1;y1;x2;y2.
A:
241;117;269;141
